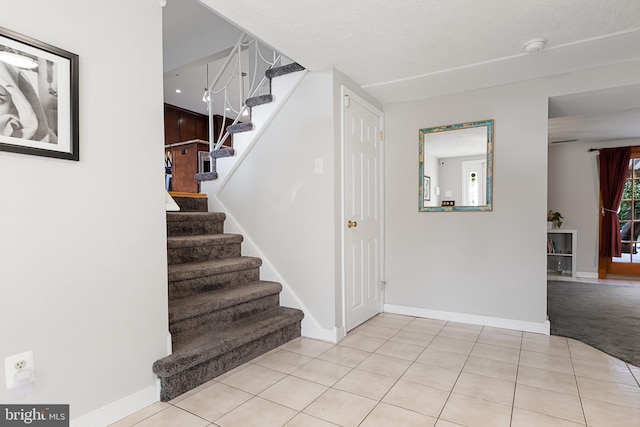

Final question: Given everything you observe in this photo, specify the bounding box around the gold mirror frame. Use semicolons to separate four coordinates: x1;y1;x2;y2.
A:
419;119;494;212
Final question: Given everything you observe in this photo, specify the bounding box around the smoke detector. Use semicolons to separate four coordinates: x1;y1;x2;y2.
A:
524;38;546;53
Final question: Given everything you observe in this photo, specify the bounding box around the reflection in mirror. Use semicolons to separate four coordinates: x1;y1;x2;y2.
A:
419;119;493;212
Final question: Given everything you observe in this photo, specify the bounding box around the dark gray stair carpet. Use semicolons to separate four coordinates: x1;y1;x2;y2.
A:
156;195;303;402
167;212;225;237
168;256;262;299
167;234;243;265
210;147;235;158
265;62;305;79
169;195;208;212
169;281;283;335
227;122;254;134
194;171;218;182
154;306;303;401
246;94;273;107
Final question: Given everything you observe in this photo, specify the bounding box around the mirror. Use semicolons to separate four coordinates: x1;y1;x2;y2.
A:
419;119;493;212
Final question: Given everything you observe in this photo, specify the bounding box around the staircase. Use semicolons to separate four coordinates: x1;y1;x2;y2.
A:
193;61;305;184
152;199;304;401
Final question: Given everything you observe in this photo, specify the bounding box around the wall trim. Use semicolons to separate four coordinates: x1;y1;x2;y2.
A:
384;304;550;335
70;382;159;427
577;271;598;280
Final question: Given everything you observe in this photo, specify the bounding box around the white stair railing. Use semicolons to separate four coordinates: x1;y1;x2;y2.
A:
204;34;283;152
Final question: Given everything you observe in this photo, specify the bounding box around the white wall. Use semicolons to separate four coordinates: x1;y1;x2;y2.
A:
210;68;383;337
0;0;168;421
548;138;640;275
384;60;640;329
218;71;337;328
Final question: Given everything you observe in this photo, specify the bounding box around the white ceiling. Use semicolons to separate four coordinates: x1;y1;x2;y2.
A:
164;0;640;142
162;0;241;115
549;85;640;144
199;0;640;103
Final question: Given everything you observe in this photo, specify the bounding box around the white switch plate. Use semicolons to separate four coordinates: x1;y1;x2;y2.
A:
314;158;323;174
5;351;34;389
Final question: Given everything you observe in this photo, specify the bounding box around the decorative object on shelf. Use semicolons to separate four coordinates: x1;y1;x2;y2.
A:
547;210;563;228
555;259;563;274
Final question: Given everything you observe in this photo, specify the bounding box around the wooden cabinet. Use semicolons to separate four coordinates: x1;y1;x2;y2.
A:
164;104;209;145
164;104;237;193
165;140;210;193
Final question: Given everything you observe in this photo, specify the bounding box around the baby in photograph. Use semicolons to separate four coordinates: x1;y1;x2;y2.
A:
0;59;57;143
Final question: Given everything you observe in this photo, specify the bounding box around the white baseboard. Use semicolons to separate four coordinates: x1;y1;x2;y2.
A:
384;304;550;335
577;271;598;279
70;382;159;427
301;319;345;344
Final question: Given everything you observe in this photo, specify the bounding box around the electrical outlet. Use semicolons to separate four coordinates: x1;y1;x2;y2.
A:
5;351;34;389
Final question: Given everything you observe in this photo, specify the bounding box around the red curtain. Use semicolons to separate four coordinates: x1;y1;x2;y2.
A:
599;147;631;258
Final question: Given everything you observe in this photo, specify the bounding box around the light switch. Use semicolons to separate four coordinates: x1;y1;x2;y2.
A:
314;158;323;174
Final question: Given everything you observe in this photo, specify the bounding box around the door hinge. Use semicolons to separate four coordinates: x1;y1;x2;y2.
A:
380;280;387;291
344;94;350;107
380;130;384;141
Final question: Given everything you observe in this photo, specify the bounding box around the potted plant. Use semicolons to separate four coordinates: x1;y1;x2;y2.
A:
547;210;563;228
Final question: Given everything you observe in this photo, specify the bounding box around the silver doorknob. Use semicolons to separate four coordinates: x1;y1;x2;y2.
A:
347;220;358;228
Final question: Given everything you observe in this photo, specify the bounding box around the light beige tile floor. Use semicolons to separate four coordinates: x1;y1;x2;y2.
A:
109;313;640;427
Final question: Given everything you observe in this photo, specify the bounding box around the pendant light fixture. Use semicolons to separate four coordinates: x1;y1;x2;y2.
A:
202;63;210;103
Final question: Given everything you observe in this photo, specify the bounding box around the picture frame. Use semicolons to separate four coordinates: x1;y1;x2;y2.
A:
0;26;79;161
423;175;431;202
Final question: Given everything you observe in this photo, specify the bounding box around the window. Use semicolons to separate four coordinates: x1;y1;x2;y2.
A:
614;154;640;263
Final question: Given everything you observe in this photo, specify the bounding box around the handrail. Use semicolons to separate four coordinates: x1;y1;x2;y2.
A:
203;33;283;152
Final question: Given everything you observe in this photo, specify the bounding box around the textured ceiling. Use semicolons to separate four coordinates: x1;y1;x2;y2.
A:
165;0;640;143
199;0;640;103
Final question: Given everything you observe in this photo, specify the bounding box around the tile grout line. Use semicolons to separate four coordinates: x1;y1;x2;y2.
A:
353;317;434;425
625;362;640;387
431;320;480;424
124;314;638;426
508;330;524;427
568;337;589;426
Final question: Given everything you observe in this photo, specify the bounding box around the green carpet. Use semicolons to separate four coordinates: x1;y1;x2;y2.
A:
547;280;640;367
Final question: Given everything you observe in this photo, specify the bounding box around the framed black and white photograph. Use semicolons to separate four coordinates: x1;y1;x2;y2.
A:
423;175;431;202
0;26;78;160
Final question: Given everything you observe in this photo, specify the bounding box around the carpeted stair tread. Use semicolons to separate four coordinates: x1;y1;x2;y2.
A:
169;280;282;324
210;147;235;158
167;212;226;237
167;234;243;264
169;195;208;212
168;256;262;282
167;212;225;222
245;94;273;107
153;306;304;377
167;234;243;249
265;62;305;79
194;171;218;183
227;122;254;134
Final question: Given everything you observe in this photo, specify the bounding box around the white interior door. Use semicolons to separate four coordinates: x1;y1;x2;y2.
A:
461;159;486;206
343;88;384;331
